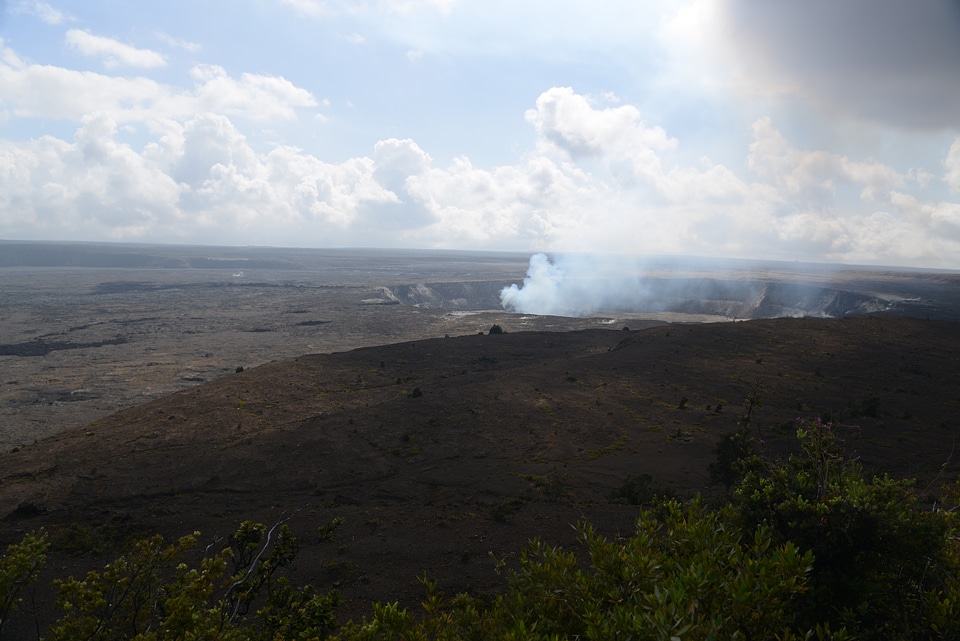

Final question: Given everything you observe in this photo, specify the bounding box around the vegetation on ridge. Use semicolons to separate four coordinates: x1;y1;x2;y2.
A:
3;415;959;640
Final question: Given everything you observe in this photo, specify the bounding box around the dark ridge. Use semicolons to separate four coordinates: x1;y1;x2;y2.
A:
0;245;185;268
0;336;127;357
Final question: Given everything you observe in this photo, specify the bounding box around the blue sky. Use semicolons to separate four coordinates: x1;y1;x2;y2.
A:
2;0;960;268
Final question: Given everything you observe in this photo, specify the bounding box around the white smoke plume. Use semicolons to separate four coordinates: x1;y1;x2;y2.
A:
499;253;648;317
499;252;898;321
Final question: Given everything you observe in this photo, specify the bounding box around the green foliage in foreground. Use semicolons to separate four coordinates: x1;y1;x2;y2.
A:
48;522;341;641
734;418;960;639
336;501;826;641
0;529;48;638
2;418;959;640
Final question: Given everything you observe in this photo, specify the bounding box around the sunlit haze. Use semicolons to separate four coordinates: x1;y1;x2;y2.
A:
2;1;960;268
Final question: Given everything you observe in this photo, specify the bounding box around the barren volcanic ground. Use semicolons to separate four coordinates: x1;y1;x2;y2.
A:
2;243;960;634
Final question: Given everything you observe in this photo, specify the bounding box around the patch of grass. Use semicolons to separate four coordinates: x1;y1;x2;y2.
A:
609;473;656;506
323;559;355;580
532;469;568;502
490;497;527;523
588;434;628;460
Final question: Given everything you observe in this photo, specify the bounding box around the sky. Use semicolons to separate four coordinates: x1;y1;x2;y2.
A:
2;0;960;268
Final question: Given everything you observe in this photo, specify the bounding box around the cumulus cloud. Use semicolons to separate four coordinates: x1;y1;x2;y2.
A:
748;117;903;206
1;74;959;266
0;46;167;121
527;87;676;161
404;154;602;248
0;114;180;240
190;65;317;121
66;30;167;69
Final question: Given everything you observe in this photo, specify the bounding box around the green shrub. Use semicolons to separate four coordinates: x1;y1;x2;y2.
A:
708;427;756;492
609;473;662;505
735;417;960;639
337;499;829;640
48;518;342;641
0;529;48;639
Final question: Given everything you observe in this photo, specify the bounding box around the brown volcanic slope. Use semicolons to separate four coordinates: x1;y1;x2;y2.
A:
2;316;960;627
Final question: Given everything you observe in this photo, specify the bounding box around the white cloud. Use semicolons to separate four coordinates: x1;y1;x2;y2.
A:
0;47;316;124
190;65;318;121
11;0;65;25
345;33;366;44
66;30;167;69
404;154;603;248
1;78;959;266
0;114;180;240
908;168;935;190
155;32;202;53
0;46;170;121
748;117;903;206
527;87;676;159
656;0;729;90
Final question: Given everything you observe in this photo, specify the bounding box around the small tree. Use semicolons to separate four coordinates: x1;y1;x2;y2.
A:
0;529;48;640
735;417;960;638
709;391;763;493
708;427;756;493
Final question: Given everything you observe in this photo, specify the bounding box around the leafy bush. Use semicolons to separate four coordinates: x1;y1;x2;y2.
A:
48;518;343;641
734;417;960;639
336;500;835;641
708;427;756;492
0;529;48;639
609;472;666;505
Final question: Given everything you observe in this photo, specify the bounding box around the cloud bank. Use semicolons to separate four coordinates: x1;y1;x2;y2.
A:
2;74;960;264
